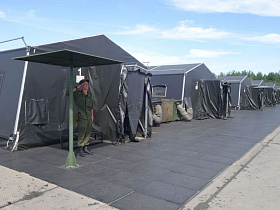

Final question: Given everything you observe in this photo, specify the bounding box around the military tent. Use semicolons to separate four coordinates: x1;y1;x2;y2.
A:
149;63;215;108
0;35;152;149
218;75;252;109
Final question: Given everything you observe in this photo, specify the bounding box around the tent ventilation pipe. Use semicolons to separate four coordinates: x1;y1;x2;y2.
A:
153;104;162;124
177;104;193;121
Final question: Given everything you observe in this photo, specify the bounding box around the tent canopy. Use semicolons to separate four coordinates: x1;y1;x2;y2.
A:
13;49;123;67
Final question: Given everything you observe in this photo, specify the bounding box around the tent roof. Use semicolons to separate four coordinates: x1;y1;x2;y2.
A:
218;75;247;82
148;63;202;75
262;82;275;87
13;49;123;67
251;80;263;85
33;34;146;69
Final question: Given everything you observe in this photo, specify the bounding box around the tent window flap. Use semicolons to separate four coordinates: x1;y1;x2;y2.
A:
26;99;49;125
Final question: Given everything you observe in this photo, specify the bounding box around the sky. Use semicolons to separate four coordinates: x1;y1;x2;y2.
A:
1;0;280;75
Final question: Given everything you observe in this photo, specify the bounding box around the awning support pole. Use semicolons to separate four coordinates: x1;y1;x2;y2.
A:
12;48;30;140
65;63;77;168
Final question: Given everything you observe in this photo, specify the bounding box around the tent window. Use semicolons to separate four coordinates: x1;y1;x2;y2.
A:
0;70;4;95
25;99;49;125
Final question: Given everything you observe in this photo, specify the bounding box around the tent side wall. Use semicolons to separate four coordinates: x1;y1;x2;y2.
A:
240;77;253;108
87;64;123;141
193;79;222;119
126;70;145;136
18;62;70;148
150;74;184;100
184;64;216;108
227;82;240;108
0;48;26;139
241;86;260;110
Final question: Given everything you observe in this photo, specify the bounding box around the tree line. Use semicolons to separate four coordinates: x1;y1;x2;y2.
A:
219;70;280;86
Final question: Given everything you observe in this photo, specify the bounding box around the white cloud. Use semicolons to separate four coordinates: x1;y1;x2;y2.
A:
242;33;280;44
116;21;232;40
27;10;35;18
115;24;158;35
171;0;280;17
115;20;280;46
187;49;238;58
132;51;184;66
0;11;5;18
161;20;232;40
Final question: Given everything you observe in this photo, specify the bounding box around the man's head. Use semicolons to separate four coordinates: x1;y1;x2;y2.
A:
79;79;89;90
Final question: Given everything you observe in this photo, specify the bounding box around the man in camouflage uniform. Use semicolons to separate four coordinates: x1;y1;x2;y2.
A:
73;79;94;157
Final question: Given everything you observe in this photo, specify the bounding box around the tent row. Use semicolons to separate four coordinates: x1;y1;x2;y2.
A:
0;34;278;149
217;76;279;110
149;66;279;124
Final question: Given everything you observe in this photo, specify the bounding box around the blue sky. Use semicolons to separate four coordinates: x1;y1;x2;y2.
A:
1;0;280;75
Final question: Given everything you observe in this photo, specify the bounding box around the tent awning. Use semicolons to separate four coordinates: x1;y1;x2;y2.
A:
13;49;123;67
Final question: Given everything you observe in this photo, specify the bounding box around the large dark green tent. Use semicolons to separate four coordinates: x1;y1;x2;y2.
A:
0;35;152;149
148;63;222;118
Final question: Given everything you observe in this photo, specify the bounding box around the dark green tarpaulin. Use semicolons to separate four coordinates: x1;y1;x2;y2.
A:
193;79;231;119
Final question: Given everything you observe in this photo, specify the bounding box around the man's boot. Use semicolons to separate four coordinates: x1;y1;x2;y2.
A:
79;147;85;157
83;146;93;155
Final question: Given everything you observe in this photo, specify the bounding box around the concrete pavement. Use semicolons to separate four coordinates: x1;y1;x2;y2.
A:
0;166;116;210
183;125;280;210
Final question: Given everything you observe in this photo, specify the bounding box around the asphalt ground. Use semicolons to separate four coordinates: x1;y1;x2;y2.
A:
1;105;280;210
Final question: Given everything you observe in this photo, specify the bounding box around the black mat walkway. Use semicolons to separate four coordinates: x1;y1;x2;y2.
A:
1;105;280;210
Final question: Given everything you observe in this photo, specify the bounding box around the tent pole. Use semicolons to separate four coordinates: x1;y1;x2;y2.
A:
65;63;77;168
12;48;30;141
237;82;242;110
144;88;148;138
181;73;186;105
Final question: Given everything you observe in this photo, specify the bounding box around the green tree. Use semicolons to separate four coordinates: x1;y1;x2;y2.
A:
219;70;280;85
